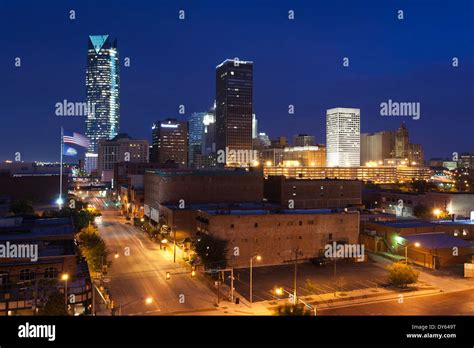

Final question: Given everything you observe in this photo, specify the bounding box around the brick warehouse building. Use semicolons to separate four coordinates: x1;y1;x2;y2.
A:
157;204;359;268
196;208;359;268
144;168;263;222
264;176;362;209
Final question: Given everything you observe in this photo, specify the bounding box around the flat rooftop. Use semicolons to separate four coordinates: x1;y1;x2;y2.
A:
403;232;474;249
146;168;262;177
0;217;74;240
370;219;474;229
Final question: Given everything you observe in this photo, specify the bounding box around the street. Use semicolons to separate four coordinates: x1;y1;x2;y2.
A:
318;289;474;315
92;198;218;315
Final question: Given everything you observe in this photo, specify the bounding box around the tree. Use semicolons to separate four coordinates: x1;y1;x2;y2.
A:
9;200;34;215
275;303;312;316
410;180;435;193
40;291;68;315
194;234;227;269
413;204;431;219
77;225;108;272
387;262;419;288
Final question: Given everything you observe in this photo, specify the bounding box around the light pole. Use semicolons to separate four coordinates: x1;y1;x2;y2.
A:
249;254;261;305
396;237;420;264
118;297;153;316
61;273;69;308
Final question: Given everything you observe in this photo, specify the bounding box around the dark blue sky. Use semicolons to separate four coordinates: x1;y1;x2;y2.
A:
0;0;473;162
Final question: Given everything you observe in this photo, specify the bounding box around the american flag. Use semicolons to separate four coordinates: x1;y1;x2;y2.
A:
63;130;90;148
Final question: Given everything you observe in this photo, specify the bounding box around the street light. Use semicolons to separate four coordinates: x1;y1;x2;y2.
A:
250;254;261;305
166;272;171;280
396;237;421;264
61;273;69;308
191;269;196;278
274;287;284;296
118;297;153;316
433;209;441;219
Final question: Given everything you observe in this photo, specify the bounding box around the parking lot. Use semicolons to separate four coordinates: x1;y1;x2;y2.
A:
227;260;390;302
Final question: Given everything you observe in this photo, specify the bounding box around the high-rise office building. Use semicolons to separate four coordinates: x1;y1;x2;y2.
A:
188;112;206;168
252;114;258;139
151;119;188;167
293;134;316;147
394;123;409;159
326;108;360;167
360;131;395;165
202;106;216;156
85;35;120;172
388;123;424;166
215;58;253;166
97;133;149;183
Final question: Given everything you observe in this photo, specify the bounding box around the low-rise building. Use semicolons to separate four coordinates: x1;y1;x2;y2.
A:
361;220;474;268
0;217;92;315
264;176;362;209
158;204;360;268
144;168;264;223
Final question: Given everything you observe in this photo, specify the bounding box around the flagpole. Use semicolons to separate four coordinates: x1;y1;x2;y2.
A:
59;126;63;210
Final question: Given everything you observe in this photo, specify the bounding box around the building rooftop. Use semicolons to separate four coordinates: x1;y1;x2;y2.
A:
370;220;436;229
403;232;473;249
0;217;74;240
146;168;262;177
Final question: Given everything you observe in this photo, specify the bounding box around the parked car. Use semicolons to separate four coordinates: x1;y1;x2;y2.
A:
309;257;331;267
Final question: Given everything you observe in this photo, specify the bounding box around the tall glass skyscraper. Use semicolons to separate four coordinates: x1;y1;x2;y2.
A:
85;35;120;160
188;112;206;168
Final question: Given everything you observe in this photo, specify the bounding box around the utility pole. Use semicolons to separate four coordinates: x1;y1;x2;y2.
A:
292;248;303;305
173;226;177;263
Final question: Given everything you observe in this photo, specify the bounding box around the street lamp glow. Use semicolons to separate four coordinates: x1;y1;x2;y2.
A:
433;209;441;218
414;242;421;248
61;273;69;281
56;197;64;206
166;272;170;280
145;297;153;305
191;270;196;277
274;287;283;296
114;252;119;259
161;239;168;244
256;255;262;261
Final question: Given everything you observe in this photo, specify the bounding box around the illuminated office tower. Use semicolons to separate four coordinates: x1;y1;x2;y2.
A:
326;108;360;167
151;119;188;167
85;35;120;171
215;58;253;166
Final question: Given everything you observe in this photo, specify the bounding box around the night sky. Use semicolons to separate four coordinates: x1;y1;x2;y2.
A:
0;0;473;162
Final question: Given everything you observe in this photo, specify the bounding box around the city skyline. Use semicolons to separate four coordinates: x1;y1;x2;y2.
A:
1;0;473;162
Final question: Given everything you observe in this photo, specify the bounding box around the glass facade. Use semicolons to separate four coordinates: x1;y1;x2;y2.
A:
85;35;120;155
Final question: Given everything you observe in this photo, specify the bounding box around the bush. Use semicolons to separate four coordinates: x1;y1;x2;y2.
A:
275;303;312;316
387;262;419;288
